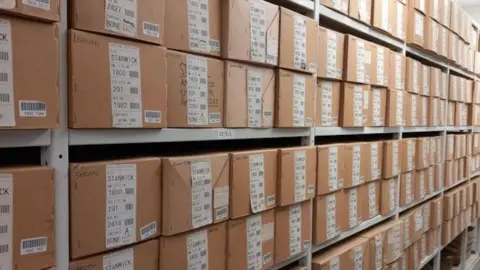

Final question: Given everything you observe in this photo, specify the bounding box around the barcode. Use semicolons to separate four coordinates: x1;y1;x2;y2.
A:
0;225;7;234
125;188;135;195
0;205;9;214
125;203;134;210
124;218;134;226
124;9;135;17
129;71;139;78
0;51;9;61
130;87;139;94
210;113;220;120
199;104;207;110
145;111;160;119
130;103;140;110
0;93;9;103
140;222;157;238
39;0;49;4
21;237;47;251
0;244;8;254
216;207;227;216
143;22;158;32
20;101;46;112
0;73;8;82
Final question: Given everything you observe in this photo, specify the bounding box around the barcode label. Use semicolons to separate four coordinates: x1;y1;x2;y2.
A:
0;244;8;254
20;237;47;255
209;112;221;124
0;20;14;127
0;225;7;234
143;21;160;37
23;0;50;10
0;93;9;103
105;0;137;36
140;221;157;240
19;101;46;117
0;73;7;82
130;102;140;110
0;205;9;214
0;52;8;61
145;110;161;124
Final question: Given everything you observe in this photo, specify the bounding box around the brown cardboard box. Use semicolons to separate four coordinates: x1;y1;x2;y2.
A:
317;144;346;195
445;161;454;188
402;206;424;247
69;30;167;128
400;139;416;173
455;102;468;126
344;142;370;188
406;58;422;94
418;95;428;127
383;140;400;179
389;51;406;90
69;240;158;270
372;45;390;87
0;15;58;129
229;149;277;219
428;166;435;196
449;31;459;63
359;180;381;221
70;158;160;259
0;0;59;21
415;169;428;200
400;172;415;207
441;220;451;245
70;0;163;44
436;136;444;164
344;35;373;84
279;7;317;73
421;65;430;97
316;80;341;127
360;220;404;266
425;17;440;54
349;0;372;25
386;89;404;127
426;0;440;21
274;200;312;263
346;187;362;229
372;0;394;34
422;201;431;233
370;141;384;181
276;69;315;127
313;190;348;244
439;98;446;126
447;101;455;126
473;81;480;104
222;0;279;65
341;83;371;127
440;71;448;99
429;97;439;126
224;61;275;128
312;237;370;269
162;153;229;236
446;134;454;161
434;162;444;191
430;67;441;97
407;8;426;47
403;93;415;126
160;222;226;270
370;88;387;126
278;146;316;206
393;0;407;41
317;27;344;80
443;191;454;221
449;75;459;101
166;50;224;127
416;137;430;169
440;0;451;28
408;0;427;14
164;0;221;57
381;178;398;216
320;0;349;15
0;166;55;269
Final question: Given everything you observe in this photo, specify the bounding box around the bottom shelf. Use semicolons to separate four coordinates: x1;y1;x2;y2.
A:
467;255;480;270
268;250;308;270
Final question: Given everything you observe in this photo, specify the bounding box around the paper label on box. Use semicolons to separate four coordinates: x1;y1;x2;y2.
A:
0;20;14;127
144;110;161;124
293;74;306;127
0;0;14;9
396;91;403;125
422;66;428;96
381;0;389;31
105;164;137;248
407;140;414;171
140;221;157;240
371;143;379;179
186;54;209;125
188;0;210;52
249;154;265;213
397;2;404;39
428;166;434;192
0;174;12;269
411;95;417;126
372;89;382;126
422;97;427;126
389;179;396;211
191;160;212;228
321;81;333;126
247;68;263;127
423;204;430;231
414;211;423;232
103;247;134;270
262;222;274;242
395;54;402;89
404;218;410;246
368;182;378;218
349;189;358;228
433;99;438;126
352;145;361;186
247;214;262;270
419;170;425;198
328;147;338;191
405;173;413;204
294;15;307;70
330;256;340;270
356;40;366;83
294;151;307;202
363;90;369;111
423;140;428;166
393;141;399;176
266;36;278;65
326;30;340;79
249;0;266;62
374;235;383;270
142;21;160;37
214;186;229;220
376;48;385;85
289;204;302;256
354;246;363;269
354;86;363;126
433;24;439;52
105;0;137;37
326;194;338;240
187;229;209;270
415;12;424;37
413;62;419;93
109;43;142;128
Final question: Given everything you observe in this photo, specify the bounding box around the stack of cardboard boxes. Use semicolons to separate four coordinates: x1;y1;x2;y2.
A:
445;134;469;188
471;133;480;175
447;74;473;127
471;82;480;126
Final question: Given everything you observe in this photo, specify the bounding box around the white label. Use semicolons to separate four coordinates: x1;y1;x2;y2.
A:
414;211;423;232
376;48;385;85
354;246;363;270
294;15;307;70
393;141;399;176
326;31;341;79
433;99;438;126
321;81;333;126
404;218;410;246
187;55;209;125
20;237;48;255
188;0;210;52
354;86;363;126
103;247;134;270
415;12;424;37
191;160;212;228
266;36;278;65
374;235;383;270
406;173;413;205
106;164;137;248
109;43;142;128
144;110;161;124
371;143;379;179
381;0;389;30
419;170;425;198
413;62;419;93
187;230;209;270
372;89;382;126
396;91;403;125
356;40;366;82
423;204;430;232
422;98;427;126
411;95;417;126
428;167;434;193
422;66;429;96
368;183;378;218
0;174;12;269
389;179;396;211
352;145;361;186
247;214;262;270
249;154;265;213
326;194;338;240
249;0;266;62
293;74;306;127
140;221;157;240
19;100;47;118
142;21;160;37
0;20;13;127
105;0;137;37
363;90;369;110
289;204;302;256
407;140;414;171
397;2;404;39
262;222;274;242
395;54;402;89
247;69;263;127
294;151;307;202
328;147;339;191
214;186;229;220
349;189;358;228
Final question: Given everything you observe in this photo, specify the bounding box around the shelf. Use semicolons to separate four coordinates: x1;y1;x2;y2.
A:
402;127;446;133
268;250;307;270
445;126;473;132
0;129;51;148
418;247;442;270
314;127;400;136
399;189;443;214
444;178;469;192
467;255;480;270
406;45;448;69
472;171;480;179
283;0;315;11
312;213;395;253
69;128;311;146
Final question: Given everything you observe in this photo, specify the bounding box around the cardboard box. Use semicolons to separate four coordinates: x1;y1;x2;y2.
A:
349;0;372;25
372;0;394;34
371;141;384;181
0;15;58;129
222;0;279;65
426;0;440;21
447;101;455;126
425;17;440;53
383;140;400;179
404;93;416;126
406;58;422;94
421;65;430;97
359;180;381;221
400;172;415;207
160;222;226;270
312;236;370;269
229;149;277;219
165;0;221;57
344;142;370;188
279;7;317;73
224;61;275;128
316;80;341;127
317;27;344;80
275;200;312;263
439;24;449;58
381;178;398;216
0;166;55;269
359;220;404;267
443;191;454;221
344;35;373;84
446;134;454;161
419;95;429;127
386;89;404;127
313;190;348;244
69;29;168;128
276;69;315;127
278;146;316;206
402;207;424;248
370;87;387;127
455;102;468;126
415;169;428;200
341;83;371;127
422;201;431;233
408;0;427;14
449;75;459;101
393;0;407;40
70;158;161;258
372;45;390;87
317;144;346;195
407;9;426;47
416;137;430;169
436;136;445;164
166;50;224;127
439;99;446;126
162;153;228;236
70;0;163;44
434;162;444;191
0;0;59;21
449;31;459;63
320;0;349;15
69;240;158;270
440;71;448;99
473;81;480;104
441;220;451;245
429;97;439;126
389;51;406;90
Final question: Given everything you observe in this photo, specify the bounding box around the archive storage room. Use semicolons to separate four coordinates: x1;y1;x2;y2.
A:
3;0;480;269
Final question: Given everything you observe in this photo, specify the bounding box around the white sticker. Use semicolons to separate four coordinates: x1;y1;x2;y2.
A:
144;110;161;124
0;20;13;127
0;174;12;269
422;66;429;96
321;81;333;126
396;91;403;125
103;247;134;270
142;21;160;37
423;204;430;232
187;229;208;270
294;15;307;70
433;99;438;126
395;54;402;90
406;173;413;204
249;154;265;213
188;0;210;52
396;2;404;39
262;222;274;242
191;160;212;228
266;36;278;65
289;204;302;256
105;164;137;248
247;214;262;270
407;140;414;171
326;194;337;240
381;0;389;31
363;90;369;110
404;217;410;246
371;143;379;180
389;179;396;211
352;145;361;186
187;55;209;125
294;151;307;202
372;89;382;126
140;221;157;240
247;68;263;127
214;186;229;220
374;235;383;270
326;30;341;79
354;86;363;126
393;141;399;176
249;0;266;62
376;47;385;85
419;170;425;198
349;189;358;228
413;62;419;93
368;182;378;218
293;74;306;127
356;40;366;83
354;246;363;269
428;167;434;193
411;95;417;126
105;0;137;37
109;43;142;128
20;237;48;255
414;211;423;232
19;100;47;118
422;97;427;126
415;12;424;37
